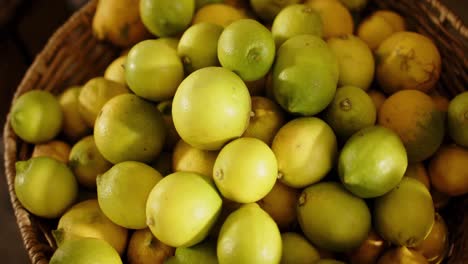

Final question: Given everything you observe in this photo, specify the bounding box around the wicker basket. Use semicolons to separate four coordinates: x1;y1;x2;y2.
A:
3;0;467;263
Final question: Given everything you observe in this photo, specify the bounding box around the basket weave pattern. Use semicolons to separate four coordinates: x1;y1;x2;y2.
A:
3;0;468;263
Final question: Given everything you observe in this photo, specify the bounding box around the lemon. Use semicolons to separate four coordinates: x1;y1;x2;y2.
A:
127;228;175;264
323;85;376;142
376;247;429;264
218;19;275;81
172;139;218;180
97;161;163;229
250;0;302;22
281;232;320;264
213;137;278;203
10;90;63;143
140;0;194;37
448;91;468;147
258;181;300;229
58;86;90;141
174;240;218;264
367;89;387;112
192;3;247;27
242;96;286;145
172;67;251;150
339;126;407;198
104;55;127;85
271;4;323;47
177;22;223;73
327;35;375;90
272;117;337;188
125;39;184;101
32;140;71;164
217;203;282;264
49;238;122;264
146;171;222;247
357;10;406;50
339;0;368;11
14;157;78;218
305;0;354;39
94;94;166;164
195;0;223;9
53;199;128;255
69;136;112;189
78;77;129;128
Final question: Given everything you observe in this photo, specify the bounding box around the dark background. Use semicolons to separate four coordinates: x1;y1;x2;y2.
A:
0;0;466;263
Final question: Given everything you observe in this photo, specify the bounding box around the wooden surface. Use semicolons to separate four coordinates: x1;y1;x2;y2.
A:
0;0;466;263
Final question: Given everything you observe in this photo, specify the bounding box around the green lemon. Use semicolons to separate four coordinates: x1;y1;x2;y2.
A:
213;137;278;203
58;86;90;141
217;203;282;264
297;182;371;252
140;0;195;37
323;85;376;142
125;39;184;101
69;136;112;189
338;126;408;198
97;161;163;229
272;117;337;188
281;232;320;264
146;171;222;247
78;77;129;127
10;90;63;143
174;239;218;264
250;0;302;22
94;94;166;164
218;19;275;81
50;238;122;264
271;4;323;47
177;22;223;74
14;156;78;218
448;91;468;147
172;67;251;150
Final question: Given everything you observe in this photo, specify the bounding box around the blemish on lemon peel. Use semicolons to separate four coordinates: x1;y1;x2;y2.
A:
298;193;306;206
215;169;224;181
339;98;352;111
277;171;284;179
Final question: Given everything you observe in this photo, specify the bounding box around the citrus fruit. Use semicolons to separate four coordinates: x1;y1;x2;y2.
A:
177;22;223;74
53;199;128;255
10;90;63;143
272;35;338;115
447;91;468;147
297;182;371;252
242;96;286;145
367;89;386;112
69;136;112;189
195;0;223;9
250;0;301;22
146;171;222;247
97;161;163;229
127;228;175;264
271;4;323;47
217;203;282;264
32;140;71;164
172;67;251;150
339;126;407;198
156;100;181;151
49;238;122;264
125;39;184;101
357;10;406;50
374;177;435;247
327;34;375;90
377;247;428;264
428;144;468;196
94;94;166;164
58;86;90;141
272;117;337;188
412;213;448;264
140;0;194;37
281;232;320;264
15;157;78;218
404;163;430;190
192;3;247;27
305;0;354;39
375;31;441;94
213;137;277;203
172;139;218;179
257;181;300;229
323;85;376;142
431;93;450;112
338;0;368;11
218;19;275;81
174;240;218;264
347;230;387;264
104;55;127;85
378;89;445;163
78;77;129;127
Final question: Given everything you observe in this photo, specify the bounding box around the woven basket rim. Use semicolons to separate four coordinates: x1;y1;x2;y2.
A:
3;0;468;263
